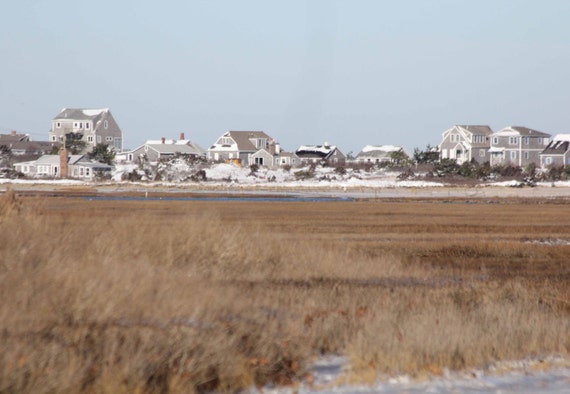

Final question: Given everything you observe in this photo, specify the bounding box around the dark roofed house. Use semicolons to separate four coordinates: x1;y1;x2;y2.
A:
295;143;346;166
540;134;570;168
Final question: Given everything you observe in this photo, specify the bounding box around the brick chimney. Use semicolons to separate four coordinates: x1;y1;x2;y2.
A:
59;147;69;178
180;132;185;140
161;137;165;144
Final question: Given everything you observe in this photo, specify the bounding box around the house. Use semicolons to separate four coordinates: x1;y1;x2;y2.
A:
208;130;287;167
1;131;57;157
0;131;30;144
295;143;346;166
489;126;550;167
127;133;205;164
438;125;493;164
355;145;409;165
14;149;112;179
273;151;300;167
49;108;123;153
540;134;570;168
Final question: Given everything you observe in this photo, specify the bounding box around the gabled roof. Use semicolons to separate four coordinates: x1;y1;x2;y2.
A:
225;131;272;151
495;126;550;137
54;108;110;121
456;125;493;135
133;139;205;156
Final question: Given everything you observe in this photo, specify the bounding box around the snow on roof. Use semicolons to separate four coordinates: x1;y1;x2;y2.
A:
82;108;108;116
297;145;335;154
361;145;402;153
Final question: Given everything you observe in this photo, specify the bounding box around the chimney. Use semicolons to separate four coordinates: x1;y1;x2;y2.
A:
275;143;281;155
11;130;17;136
161;137;165;144
180;132;185;140
59;147;68;178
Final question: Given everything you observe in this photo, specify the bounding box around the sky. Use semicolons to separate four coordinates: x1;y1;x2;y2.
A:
2;0;570;155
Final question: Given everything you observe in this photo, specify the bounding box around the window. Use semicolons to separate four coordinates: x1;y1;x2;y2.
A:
85;123;90;129
479;149;485;157
450;134;459;143
97;135;102;143
509;137;518;145
106;136;113;142
114;137;121;148
86;168;90;177
104;120;108;129
523;137;530;145
492;137;499;145
254;157;264;165
79;122;83;129
545;157;553;165
51;135;57;142
87;136;94;142
524;151;530;160
510;151;517;160
56;122;61;128
543;138;550;145
220;137;232;145
256;139;266;149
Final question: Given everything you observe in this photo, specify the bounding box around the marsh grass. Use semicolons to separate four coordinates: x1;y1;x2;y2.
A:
0;191;569;392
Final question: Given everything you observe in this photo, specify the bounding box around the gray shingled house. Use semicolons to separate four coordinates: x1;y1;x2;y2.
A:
489;126;550;167
540;134;570;167
127;134;205;164
438;125;493;164
49;108;123;153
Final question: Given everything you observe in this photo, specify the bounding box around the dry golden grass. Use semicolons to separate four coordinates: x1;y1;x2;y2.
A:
1;190;569;392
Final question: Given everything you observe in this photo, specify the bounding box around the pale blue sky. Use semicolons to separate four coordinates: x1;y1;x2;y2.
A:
2;0;570;154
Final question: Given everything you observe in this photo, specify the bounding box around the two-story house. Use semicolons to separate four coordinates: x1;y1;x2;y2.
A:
540;134;570;168
49;108;123;153
208;131;277;166
489;126;550;167
438;125;493;164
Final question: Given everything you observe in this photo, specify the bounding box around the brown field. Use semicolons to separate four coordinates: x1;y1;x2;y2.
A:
1;190;569;393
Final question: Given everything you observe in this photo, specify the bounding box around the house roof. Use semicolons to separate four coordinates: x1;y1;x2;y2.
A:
54;108;110;121
226;131;272;151
131;139;206;156
295;144;339;159
7;141;56;153
456;125;493;135
542;135;570;155
356;145;406;158
0;133;29;142
495;126;550;137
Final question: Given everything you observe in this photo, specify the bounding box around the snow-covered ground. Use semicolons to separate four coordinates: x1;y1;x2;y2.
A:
251;356;570;394
3;163;570;195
